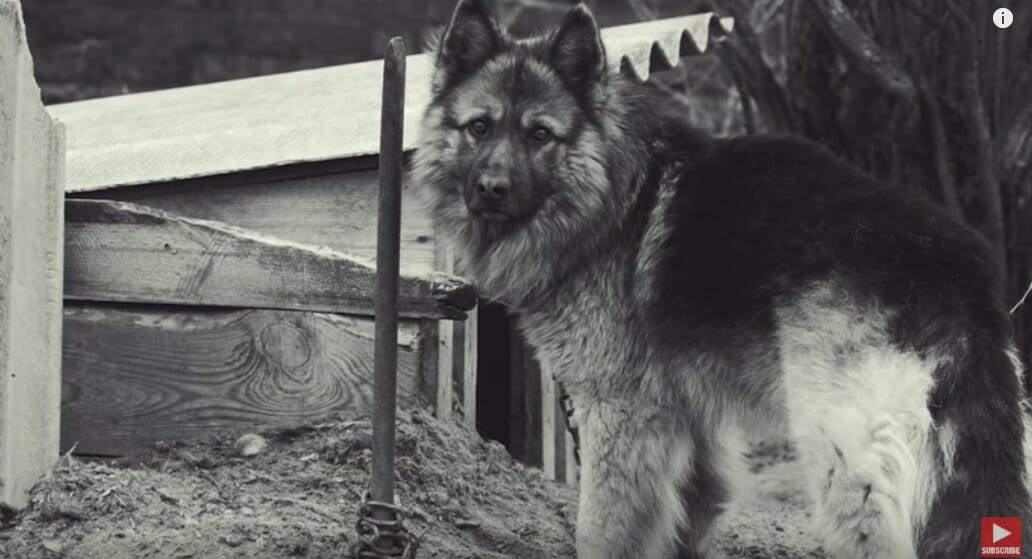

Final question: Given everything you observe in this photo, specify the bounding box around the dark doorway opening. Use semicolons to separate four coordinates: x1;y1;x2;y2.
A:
474;300;542;468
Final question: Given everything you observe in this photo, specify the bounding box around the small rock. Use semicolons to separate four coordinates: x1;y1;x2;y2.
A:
454;518;481;529
234;433;268;457
157;489;180;505
220;534;246;547
41;539;64;554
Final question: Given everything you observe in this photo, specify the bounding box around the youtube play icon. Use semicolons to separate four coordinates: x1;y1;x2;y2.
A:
982;517;1022;557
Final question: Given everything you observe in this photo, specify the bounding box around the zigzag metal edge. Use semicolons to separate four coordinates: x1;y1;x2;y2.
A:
603;13;734;82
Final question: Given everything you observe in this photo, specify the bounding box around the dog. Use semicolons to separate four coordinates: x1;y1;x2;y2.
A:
410;1;1032;557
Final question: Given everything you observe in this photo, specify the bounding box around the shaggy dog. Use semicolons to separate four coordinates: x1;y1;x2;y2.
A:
411;1;1031;556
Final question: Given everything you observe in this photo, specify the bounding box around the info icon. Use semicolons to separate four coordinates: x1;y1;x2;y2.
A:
982;517;1022;557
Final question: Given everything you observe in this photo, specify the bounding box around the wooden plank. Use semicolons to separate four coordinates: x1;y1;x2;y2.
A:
436;321;455;420
83;168;438;274
462;306;478;430
434;244;456;421
417;320;441;414
541;365;559;480
0;0;65;508
432;240;480;425
61;303;426;456
64;199;475;320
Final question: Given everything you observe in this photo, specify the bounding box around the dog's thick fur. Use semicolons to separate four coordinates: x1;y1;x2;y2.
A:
411;1;1032;557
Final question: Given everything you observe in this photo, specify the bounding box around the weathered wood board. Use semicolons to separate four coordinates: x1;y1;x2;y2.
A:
433;240;478;426
65;198;475;319
0;0;65;508
461;307;478;430
62;303;427;456
83;166;438;274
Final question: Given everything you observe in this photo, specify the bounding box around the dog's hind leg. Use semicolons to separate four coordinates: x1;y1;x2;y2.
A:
574;400;705;559
671;423;741;559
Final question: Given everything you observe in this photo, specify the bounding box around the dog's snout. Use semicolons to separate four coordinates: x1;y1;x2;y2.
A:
476;176;511;200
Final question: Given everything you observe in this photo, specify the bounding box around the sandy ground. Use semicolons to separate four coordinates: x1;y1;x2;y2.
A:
1;408;825;558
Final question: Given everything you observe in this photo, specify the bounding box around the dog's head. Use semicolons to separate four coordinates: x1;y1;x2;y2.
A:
412;0;640;304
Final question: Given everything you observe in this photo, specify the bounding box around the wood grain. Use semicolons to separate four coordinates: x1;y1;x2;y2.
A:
434;243;456;421
0;0;65;508
541;365;558;481
85;168;439;274
461;307;478;430
65;199;475;319
61;303;426;456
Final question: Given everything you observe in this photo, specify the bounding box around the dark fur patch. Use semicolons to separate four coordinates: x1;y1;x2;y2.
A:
649;133;1006;349
919;343;1031;556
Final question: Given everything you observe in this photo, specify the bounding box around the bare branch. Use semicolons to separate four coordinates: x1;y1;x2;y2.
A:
804;0;915;101
1001;100;1032;198
736;80;757;135
944;0;1007;278
917;78;965;221
896;0;951;35
624;0;657;21
1011;279;1032;315
709;0;797;131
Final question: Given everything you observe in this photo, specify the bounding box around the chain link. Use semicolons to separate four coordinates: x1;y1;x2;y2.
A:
351;492;418;559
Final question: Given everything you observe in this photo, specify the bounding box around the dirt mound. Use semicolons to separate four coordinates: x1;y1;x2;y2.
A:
1;409;576;559
0;407;823;558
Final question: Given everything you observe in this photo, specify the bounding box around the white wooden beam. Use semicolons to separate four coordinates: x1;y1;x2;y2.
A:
0;0;65;508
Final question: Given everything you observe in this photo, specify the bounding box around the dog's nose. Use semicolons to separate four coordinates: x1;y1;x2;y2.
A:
476;176;510;200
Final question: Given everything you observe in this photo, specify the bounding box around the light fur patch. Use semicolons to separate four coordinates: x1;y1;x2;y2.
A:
776;283;945;557
1007;344;1032;494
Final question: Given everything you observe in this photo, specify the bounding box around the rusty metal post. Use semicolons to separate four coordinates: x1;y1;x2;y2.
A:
352;36;415;559
371;35;406;513
353;36;411;559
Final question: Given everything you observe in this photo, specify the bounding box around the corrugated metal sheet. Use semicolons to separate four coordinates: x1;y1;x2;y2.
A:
49;13;730;193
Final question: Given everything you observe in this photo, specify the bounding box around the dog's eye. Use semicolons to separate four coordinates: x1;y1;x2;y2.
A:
531;127;552;143
468;120;489;137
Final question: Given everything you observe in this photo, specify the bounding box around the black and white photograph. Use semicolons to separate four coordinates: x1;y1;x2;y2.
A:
1;0;1030;557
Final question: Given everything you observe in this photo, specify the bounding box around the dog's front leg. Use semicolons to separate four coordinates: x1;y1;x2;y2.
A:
575;400;693;559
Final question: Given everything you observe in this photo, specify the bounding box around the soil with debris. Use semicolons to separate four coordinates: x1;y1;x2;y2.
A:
1;408;824;558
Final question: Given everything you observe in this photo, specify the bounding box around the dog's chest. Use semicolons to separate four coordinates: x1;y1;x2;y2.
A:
516;270;640;391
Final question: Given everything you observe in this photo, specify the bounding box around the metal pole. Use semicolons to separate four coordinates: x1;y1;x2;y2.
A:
371;36;406;517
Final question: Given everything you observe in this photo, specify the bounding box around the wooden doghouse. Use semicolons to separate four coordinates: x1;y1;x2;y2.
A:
49;13;727;482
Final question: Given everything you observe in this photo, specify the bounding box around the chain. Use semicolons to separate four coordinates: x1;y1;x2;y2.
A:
556;382;581;466
351;492;417;559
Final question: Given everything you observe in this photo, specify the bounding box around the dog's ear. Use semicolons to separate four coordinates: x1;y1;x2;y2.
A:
548;3;606;99
437;0;501;81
